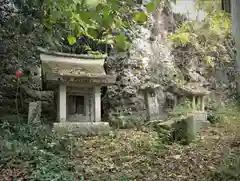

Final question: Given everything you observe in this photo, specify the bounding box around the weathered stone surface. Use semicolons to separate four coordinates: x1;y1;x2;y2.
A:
28;101;41;123
53;122;111;136
102;1;179;122
0;0;45;114
190;111;209;132
172;115;197;143
102;51;148;121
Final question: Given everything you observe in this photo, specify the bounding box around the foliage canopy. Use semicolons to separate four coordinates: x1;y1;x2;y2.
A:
41;0;162;51
169;0;233;67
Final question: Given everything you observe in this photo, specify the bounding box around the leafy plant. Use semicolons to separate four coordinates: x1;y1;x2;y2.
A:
169;6;232;67
41;0;163;50
211;152;240;181
0;117;78;180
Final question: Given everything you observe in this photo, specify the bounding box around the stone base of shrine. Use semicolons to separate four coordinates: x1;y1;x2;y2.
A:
190;111;208;131
53;122;110;136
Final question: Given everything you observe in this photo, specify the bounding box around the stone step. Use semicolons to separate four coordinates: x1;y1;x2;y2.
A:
53;122;110;136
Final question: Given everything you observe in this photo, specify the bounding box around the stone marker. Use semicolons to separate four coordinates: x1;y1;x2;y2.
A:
28;101;41;123
140;82;162;121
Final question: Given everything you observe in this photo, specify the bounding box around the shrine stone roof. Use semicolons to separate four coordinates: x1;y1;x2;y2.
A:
38;48;116;87
179;83;210;96
140;82;161;92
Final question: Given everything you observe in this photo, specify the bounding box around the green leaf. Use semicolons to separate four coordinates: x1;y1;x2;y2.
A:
102;14;114;28
109;0;117;9
204;56;214;67
67;35;77;45
179;32;190;45
115;34;128;50
78;12;92;25
103;6;110;17
146;0;162;13
146;2;156;13
134;11;148;24
87;28;98;39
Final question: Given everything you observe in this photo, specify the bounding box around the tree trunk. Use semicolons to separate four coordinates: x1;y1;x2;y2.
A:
231;0;240;94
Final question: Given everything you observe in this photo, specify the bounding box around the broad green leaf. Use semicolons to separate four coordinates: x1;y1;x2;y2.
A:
178;32;190;45
109;0;117;9
146;0;162;12
87;28;98;39
146;2;156;13
90;11;103;24
67;35;77;45
134;11;148;24
102;12;114;28
115;34;127;50
78;12;92;25
103;6;110;17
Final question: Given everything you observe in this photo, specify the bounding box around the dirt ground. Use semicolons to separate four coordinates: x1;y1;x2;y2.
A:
72;124;240;181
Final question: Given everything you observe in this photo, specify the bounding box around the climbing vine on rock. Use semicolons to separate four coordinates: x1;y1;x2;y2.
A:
168;0;236;108
169;11;233;67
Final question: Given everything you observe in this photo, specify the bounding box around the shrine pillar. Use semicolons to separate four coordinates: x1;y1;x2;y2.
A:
94;86;101;122
58;84;67;122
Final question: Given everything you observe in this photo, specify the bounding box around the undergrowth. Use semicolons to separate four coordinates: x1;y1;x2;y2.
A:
0;116;80;181
209;104;240;181
0;103;239;181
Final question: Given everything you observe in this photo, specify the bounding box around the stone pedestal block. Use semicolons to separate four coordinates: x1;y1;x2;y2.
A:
53;122;111;136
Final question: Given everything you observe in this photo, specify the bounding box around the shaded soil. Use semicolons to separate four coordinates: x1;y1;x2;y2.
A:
73;127;239;181
0;122;239;181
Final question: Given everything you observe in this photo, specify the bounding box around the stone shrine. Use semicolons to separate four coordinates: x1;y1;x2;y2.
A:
178;83;210;131
140;82;162;122
39;48;116;135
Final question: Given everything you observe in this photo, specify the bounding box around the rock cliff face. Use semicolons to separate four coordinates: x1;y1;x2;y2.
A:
102;0;236;124
102;0;181;122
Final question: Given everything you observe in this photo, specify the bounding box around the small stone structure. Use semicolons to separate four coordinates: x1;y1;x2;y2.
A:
39;48;116;135
171;115;197;144
171;83;210;141
179;83;209;129
140;82;162;121
180;87;208;112
28;101;41;123
158;83;210;143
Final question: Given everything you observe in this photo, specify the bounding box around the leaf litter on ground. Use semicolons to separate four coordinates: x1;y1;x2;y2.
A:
72;126;239;181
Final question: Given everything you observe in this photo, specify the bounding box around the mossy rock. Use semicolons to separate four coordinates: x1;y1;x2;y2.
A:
172;116;197;145
156;116;197;145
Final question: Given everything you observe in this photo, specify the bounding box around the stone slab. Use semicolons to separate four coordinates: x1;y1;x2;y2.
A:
191;111;207;122
190;111;208;132
145;92;161;121
28;101;41;123
53;122;111;136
